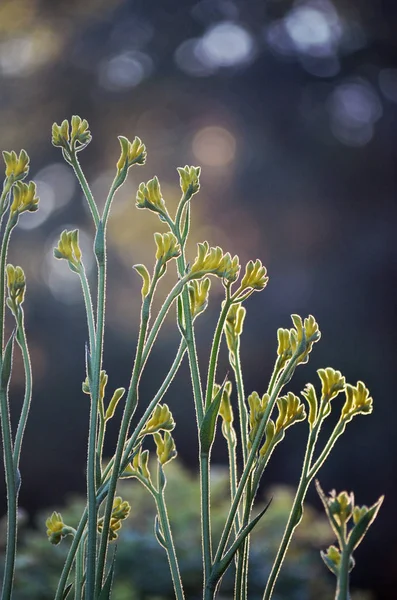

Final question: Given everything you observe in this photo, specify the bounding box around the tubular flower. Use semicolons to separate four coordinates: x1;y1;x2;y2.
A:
117;136;146;173
3;149;29;181
52;116;91;154
136;176;166;215
154;232;181;264
177;165;201;196
188;277;211;319
46;512;74;545
141;404;176;435
189;241;240;284
6;265;26;309
236;259;269;296
9;181;39;218
53;229;82;272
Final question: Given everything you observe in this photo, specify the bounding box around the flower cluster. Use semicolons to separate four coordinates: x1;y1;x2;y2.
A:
53;229;82;272
98;497;131;541
3;149;29;181
189;242;240;284
177;165;201;196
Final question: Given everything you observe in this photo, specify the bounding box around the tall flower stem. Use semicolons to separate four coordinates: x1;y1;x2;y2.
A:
155;466;185;600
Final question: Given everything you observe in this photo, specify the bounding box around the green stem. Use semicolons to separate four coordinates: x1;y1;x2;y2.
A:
86;258;106;599
336;544;351;600
78;266;96;356
205;297;231;410
12;316;32;468
155;469;185;600
308;421;345;479
0;222;13;353
262;429;317;600
213;351;301;567
55;342;187;599
70;155;100;228
74;532;86;600
0;385;17;600
95;267;161;593
200;452;212;584
231;344;248;466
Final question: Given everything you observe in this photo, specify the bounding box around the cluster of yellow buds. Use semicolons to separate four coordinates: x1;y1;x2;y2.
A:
316;480;383;577
52;116;91;155
154;431;177;465
45;512;74;545
189;242;240;284
341;381;373;422
6;265;26;312
258;393;306;457
318;368;346;402
235;259;268;298
3;149;29;182
9;181;39;219
188;277;211;319
53;229;82;272
154;232;181;265
136;176;166;215
277;314;321;369
141;404;175;436
82;370;125;421
98;497;131;541
122;447;152;484
224;303;246;357
116;135;147;173
177;165;201;196
247;391;269;449
275;392;306;433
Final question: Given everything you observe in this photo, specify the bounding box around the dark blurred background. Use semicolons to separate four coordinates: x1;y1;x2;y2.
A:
0;0;396;598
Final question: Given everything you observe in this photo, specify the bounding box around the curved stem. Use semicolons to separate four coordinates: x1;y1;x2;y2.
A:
78;266;96;356
262;429;317;600
0;385;17;600
205;297;231;410
0;222;13;353
86;257;106;599
70;155;100;228
13;316;32;468
213;352;300;568
231;344;248;467
155;475;185;600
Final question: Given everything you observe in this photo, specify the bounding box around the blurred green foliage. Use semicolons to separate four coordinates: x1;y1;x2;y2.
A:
0;462;373;599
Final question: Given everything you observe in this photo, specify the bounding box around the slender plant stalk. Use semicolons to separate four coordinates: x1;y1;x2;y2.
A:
78;266;96;356
86;256;106;598
0;219;17;600
213;347;302;568
155;468;185;600
12;319;32;468
0;222;13;352
0;385;17;600
262;428;318;600
70;155;100;228
95;266;163;593
336;543;351;600
74;533;86;600
54;341;187;600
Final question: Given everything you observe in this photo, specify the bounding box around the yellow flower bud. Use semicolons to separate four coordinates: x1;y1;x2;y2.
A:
3;149;29;181
136;176;166;215
318;367;346;401
6;264;26;309
154;431;177;465
154;232;181;264
188;277;211;319
189;241;240;283
45;511;73;545
225;303;246;355
237;259;268;295
142;404;175;435
177;165;201;195
9;181;39;219
53;229;83;272
117;136;146;173
341;381;373;422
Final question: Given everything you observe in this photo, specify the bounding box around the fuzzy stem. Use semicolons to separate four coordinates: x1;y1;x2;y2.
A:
155;469;185;600
12;315;32;469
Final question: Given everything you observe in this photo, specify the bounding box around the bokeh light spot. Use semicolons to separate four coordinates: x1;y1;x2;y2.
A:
98;51;153;91
197;21;255;68
328;80;382;146
284;1;342;57
192;126;236;166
